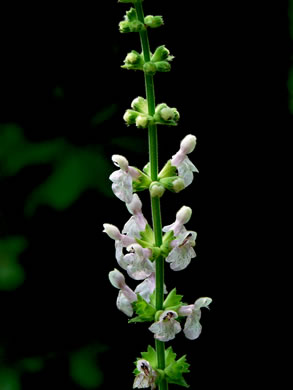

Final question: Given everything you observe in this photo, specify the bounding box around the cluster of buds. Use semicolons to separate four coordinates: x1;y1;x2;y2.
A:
122;45;174;75
123;96;179;129
119;7;164;34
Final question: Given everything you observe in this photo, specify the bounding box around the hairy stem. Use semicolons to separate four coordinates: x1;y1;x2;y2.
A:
135;1;167;389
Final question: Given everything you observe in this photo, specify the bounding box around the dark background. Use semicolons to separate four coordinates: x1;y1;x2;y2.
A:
0;0;287;388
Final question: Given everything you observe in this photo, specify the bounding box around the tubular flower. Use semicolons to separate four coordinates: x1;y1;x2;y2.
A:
133;359;157;389
121;243;154;280
166;230;197;271
149;310;181;342
179;297;212;340
108;268;137;317
109;154;140;203
171;134;198;187
123;194;148;238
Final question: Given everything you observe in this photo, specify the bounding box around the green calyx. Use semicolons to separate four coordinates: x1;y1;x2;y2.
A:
134;346;190;388
119;8;145;33
132;168;152;191
144;15;164;29
122;50;144;70
124;97;179;128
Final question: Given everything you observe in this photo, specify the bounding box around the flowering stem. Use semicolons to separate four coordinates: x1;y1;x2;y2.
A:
135;1;167;389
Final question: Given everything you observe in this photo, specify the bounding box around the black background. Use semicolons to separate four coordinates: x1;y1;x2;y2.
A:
0;0;288;388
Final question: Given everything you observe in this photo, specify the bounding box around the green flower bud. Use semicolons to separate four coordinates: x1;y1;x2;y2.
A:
155;61;171;72
149;181;165;198
143;61;157;75
131;96;148;114
160;107;175;121
160;177;185;193
135;115;149;128
144;15;164;28
123;109;139;125
122;50;144;70
119;20;131;33
151;45;174;62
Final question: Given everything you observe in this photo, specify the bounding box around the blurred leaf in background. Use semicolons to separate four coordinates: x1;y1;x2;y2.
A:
0;123;113;215
0;368;21;390
0;236;27;291
69;344;107;389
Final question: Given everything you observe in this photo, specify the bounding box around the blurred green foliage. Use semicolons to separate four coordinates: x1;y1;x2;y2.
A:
0;237;27;291
69;344;107;389
0;123;113;215
0;368;21;390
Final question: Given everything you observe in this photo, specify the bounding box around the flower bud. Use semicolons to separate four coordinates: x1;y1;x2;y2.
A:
160;107;174;121
144;15;164;28
151;45;171;62
159;177;185;193
149;181;165;198
143;61;157;75
155;61;171;72
123;109;139;125
131;96;148;114
176;206;192;225
109;268;126;289
103;223;121;240
172;178;185;193
135;115;149;128
180;134;197;154
119;20;131;33
111;154;129;171
126;52;139;64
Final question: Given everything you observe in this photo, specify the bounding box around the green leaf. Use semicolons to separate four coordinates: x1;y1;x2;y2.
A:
158;160;177;180
149;289;156;308
128;294;156;323
141;345;157;369
160;230;176;257
139;224;155;245
164;347;190;388
132;169;152;192
163;288;183;310
69;345;106;388
0;237;27;290
126;7;137;22
0;368;21;390
143;162;151;176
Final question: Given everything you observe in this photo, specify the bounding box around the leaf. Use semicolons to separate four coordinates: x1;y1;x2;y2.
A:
158;160;177;179
163;288;183;310
69;345;106;388
129;294;156;323
0;237;27;290
141;345;157;369
139;224;155;245
164;347;190;388
0;368;21;390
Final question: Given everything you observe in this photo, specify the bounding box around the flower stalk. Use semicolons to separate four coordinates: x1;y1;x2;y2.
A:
104;1;212;388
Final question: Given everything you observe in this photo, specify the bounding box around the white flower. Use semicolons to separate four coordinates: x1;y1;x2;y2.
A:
121;244;154;280
109;154;140;203
166;230;197;271
149;310;181;342
179;297;212;340
133;359;157;389
134;273;156;302
171;134;198;187
108;268;137;317
163;205;192;236
123;194;148;238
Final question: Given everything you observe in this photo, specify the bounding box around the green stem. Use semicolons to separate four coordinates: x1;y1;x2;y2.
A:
135;2;167;389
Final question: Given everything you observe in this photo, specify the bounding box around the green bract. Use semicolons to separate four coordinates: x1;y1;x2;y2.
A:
129;293;156;323
134;346;190;388
119;8;145;33
144;15;164;28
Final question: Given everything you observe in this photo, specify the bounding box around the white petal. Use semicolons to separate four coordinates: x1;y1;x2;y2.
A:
177;156;198;187
194;297;212;310
183;311;202;340
135;273;156;302
166;246;196;271
110;169;133;203
126;193;142;215
108;268;125;289
133;374;150;389
117;290;133;317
